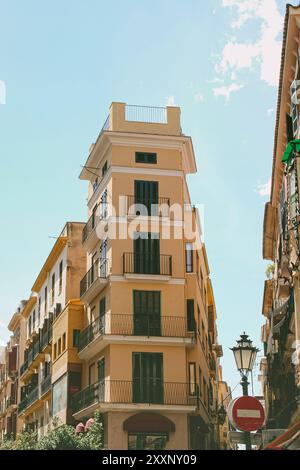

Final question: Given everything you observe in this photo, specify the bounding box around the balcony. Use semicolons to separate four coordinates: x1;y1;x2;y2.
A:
20;360;28;377
123;253;172;281
72;379;198;417
18;385;39;415
80;258;109;303
41;324;53;352
40;375;51;397
6;396;17;409
82;203;107;248
126;196;170;218
18;397;28;415
78;314;195;358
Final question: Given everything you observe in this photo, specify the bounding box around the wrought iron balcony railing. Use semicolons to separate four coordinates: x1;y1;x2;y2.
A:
80;258;109;297
82;203;108;243
18;385;39;414
72;379;198;414
123;253;172;276
40;375;51;396
78;314;195;351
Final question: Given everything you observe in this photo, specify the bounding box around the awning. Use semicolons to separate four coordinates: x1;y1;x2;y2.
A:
123;413;175;433
265;419;300;449
282;139;300;163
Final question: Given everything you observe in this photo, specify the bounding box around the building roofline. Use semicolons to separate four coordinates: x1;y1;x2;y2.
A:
271;4;300;203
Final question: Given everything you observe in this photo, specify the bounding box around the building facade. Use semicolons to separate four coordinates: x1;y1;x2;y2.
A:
17;222;85;438
72;102;225;450
0;103;229;450
261;4;300;432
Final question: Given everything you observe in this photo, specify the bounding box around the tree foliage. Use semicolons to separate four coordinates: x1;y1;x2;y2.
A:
0;411;104;451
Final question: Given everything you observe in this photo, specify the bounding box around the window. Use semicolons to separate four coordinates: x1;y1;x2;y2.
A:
133;290;161;336
37;298;41;326
32;310;36;331
132;352;163;404
197;304;200;329
89;363;95;385
187;299;195;332
59;261;63;295
93;177;98;192
134;180;158;216
100;190;108;219
203;378;207;406
62;333;66;351
102;161;108;177
198;367;202;396
52;374;67;416
135;152;157;164
185;243;193;272
201;321;205;346
133;232;160;275
128;433;167;450
51;273;55;305
73;330;80;348
28;316;32;337
291;80;298;137
44;286;48;314
188;363;196;396
58;338;61;356
54;343;57;360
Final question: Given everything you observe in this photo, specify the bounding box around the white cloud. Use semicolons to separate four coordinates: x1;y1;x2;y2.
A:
194;92;205;103
213;82;244;102
217;0;283;87
267;107;274;116
257;177;271;197
166;96;176;106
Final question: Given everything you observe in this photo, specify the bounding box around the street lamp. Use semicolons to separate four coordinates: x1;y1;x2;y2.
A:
230;333;259;450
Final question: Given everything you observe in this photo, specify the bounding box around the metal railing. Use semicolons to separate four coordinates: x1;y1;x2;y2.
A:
72;379;198;413
41;325;53;351
20;359;28;376
6;396;16;407
27;385;39;407
127;196;170;217
82;203;108;243
80;258;109;297
101;115;110;132
78;314;195;351
125;105;167;124
123;253;172;276
40;375;51;396
18;385;39;414
18;397;28;414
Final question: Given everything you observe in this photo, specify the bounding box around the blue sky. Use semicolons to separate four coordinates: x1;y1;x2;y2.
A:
0;0;289;395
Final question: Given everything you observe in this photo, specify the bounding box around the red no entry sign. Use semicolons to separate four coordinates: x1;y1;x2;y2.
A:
228;396;265;432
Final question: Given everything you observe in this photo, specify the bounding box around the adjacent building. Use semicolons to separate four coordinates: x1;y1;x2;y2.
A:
17;222;85;438
261;4;300;432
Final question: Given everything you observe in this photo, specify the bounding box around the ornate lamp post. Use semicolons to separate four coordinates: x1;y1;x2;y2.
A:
231;333;259;450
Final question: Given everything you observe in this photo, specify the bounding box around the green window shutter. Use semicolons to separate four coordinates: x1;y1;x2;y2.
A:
135;152;157;164
187;299;195;331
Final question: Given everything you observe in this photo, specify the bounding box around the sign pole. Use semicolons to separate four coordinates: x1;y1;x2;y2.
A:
241;375;252;451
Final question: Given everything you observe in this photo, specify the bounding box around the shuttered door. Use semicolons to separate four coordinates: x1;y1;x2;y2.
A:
133;291;161;336
134;180;158;216
97;357;105;402
99;297;106;334
134;233;160;274
132;352;163;404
